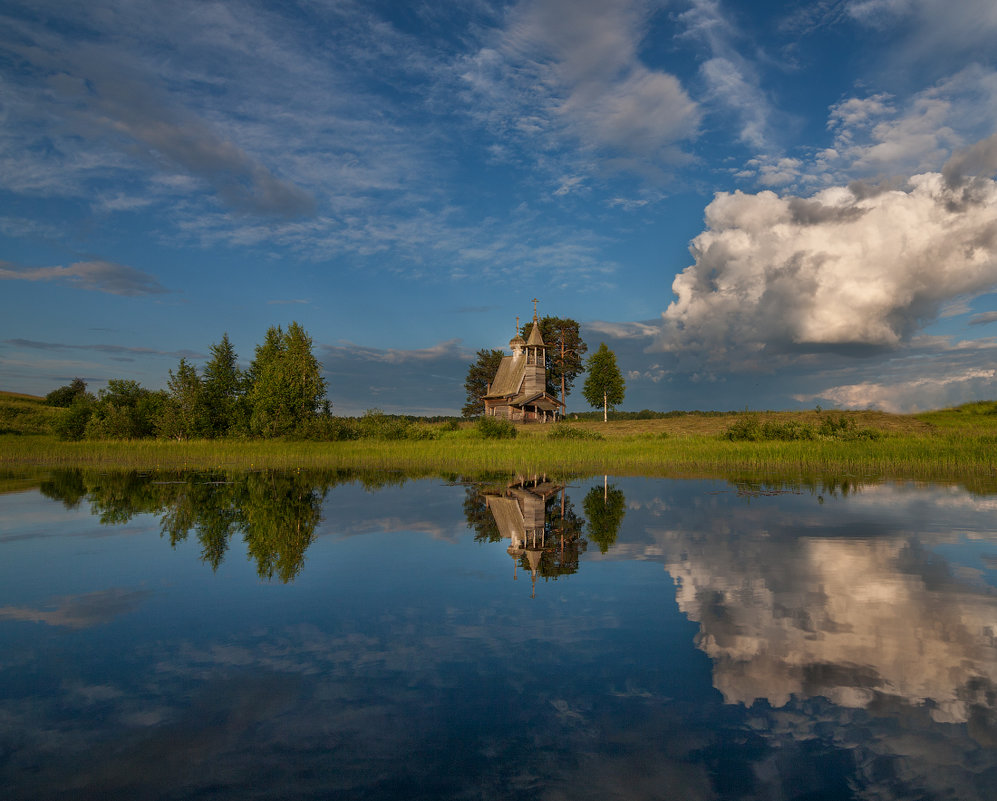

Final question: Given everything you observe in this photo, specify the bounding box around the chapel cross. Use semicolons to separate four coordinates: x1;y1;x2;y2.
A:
532;297;539;317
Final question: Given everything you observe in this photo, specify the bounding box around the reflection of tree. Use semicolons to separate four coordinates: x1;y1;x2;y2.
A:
41;470;178;525
241;472;325;583
583;479;626;553
39;469;88;510
38;468;338;583
541;489;585;579
158;480;240;570
463;486;502;543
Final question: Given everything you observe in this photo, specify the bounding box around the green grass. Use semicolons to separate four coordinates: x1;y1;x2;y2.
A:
1;428;994;487
2;402;996;491
0;390;61;435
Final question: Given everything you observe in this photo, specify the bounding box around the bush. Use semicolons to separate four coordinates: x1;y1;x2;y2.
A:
724;418;817;441
547;424;602;440
293;416;360;441
45;378;88;407
723;415;764;441
358;409;412;440
81;383;165;439
724;413;884;442
475;416;517;439
54;398;94;441
406;423;442;440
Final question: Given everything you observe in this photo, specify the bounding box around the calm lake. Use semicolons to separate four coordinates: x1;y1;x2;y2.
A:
2;470;997;800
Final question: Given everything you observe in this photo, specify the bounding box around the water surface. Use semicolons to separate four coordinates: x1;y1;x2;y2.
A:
2;471;997;800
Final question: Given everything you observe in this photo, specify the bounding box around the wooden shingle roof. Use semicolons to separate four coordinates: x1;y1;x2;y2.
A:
482;353;525;399
526;317;545;347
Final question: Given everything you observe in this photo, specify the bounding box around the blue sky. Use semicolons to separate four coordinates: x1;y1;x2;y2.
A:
3;0;997;414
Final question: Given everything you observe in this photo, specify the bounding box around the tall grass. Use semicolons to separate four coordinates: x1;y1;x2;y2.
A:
3;401;995;488
2;428;995;490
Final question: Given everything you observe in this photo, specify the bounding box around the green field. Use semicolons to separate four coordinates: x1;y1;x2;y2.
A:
3;390;996;491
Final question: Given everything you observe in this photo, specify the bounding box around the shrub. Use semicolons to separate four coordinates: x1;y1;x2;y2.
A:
293;416;360;441
45;378;88;407
724;413;884;442
475;416;517;439
723;415;764;441
358;409;412;440
406;423;441;440
547;425;602;440
54;397;94;441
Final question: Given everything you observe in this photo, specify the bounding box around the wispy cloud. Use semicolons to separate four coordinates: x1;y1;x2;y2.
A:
0;588;152;629
2;1;315;216
847;0;997;68
4;338;201;359
0;259;168;296
969;311;997;326
460;0;700;181
677;0;782;153
324;339;470;366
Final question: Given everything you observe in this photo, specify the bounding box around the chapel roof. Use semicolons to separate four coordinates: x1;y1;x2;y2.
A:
526;313;545;347
509;391;560;411
482;354;524;399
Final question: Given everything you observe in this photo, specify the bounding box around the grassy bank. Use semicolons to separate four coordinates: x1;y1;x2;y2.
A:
2;399;995;489
2;428;994;489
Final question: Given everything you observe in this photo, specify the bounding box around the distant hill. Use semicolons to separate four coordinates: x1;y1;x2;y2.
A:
0;390;61;434
0;389;46;402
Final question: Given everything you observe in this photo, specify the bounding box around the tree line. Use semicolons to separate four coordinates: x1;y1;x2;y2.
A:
43;315;627;438
47;323;328;440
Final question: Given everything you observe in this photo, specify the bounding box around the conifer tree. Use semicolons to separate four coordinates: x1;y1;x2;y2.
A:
202;333;243;436
161;358;209;440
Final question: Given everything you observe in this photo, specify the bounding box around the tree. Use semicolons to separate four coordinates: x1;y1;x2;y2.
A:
462;348;505;418
53;395;95;441
245;323;327;437
284;322;327;424
45;377;89;407
159;358;209;440
521;316;587;408
583;478;626;553
582;343;625;422
202;333;243;436
84;379;165;439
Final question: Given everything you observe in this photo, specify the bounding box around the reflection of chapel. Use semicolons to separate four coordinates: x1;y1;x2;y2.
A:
482;301;563;422
486;477;563;598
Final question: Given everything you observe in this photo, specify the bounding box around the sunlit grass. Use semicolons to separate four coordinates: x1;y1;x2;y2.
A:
0;391;61;435
2;418;995;491
2;403;995;491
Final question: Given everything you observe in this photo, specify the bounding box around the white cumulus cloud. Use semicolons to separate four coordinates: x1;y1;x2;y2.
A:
656;171;997;363
796;368;997;413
